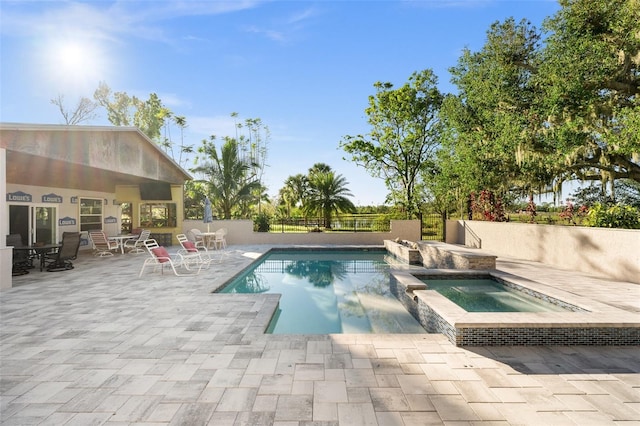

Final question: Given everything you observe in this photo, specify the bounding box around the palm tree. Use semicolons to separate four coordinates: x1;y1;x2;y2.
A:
304;171;356;229
308;162;333;176
192;137;261;219
279;174;309;217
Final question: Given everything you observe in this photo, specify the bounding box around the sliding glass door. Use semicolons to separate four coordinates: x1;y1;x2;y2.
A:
8;204;57;245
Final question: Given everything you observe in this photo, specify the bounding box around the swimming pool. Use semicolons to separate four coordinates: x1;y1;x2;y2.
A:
418;277;567;312
217;249;426;334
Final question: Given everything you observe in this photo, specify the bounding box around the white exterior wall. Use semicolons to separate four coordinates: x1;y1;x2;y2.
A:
183;219;422;246
1;148;10;289
6;183;121;251
446;220;640;284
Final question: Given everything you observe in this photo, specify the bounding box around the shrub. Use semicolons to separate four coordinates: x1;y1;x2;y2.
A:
253;212;271;232
585;203;640;229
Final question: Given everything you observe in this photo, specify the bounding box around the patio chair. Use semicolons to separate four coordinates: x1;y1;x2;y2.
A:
189;228;207;249
45;232;81;272
7;234;33;275
139;239;207;277
124;229;151;254
176;233;220;263
211;228;227;250
88;230;119;257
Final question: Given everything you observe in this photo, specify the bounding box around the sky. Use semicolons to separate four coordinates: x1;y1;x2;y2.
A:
0;0;562;206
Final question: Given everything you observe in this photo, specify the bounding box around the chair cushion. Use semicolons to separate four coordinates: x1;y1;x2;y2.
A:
151;247;170;263
182;241;198;252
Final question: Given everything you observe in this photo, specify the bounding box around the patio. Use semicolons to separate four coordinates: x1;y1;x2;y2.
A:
2;245;639;425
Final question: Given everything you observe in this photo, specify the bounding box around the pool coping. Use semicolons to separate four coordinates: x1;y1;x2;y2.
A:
390;267;640;346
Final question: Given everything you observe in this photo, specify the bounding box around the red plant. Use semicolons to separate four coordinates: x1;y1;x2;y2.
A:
525;195;536;223
560;200;589;225
470;190;506;222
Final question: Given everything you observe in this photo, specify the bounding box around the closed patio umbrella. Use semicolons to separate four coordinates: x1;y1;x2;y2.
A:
203;196;213;232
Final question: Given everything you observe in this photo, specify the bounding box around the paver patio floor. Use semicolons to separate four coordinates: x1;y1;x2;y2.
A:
2;244;639;425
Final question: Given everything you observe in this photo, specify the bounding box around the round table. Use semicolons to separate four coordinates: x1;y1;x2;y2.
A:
108;234;138;254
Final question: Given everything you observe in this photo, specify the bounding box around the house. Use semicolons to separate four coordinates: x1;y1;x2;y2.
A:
1;123;192;288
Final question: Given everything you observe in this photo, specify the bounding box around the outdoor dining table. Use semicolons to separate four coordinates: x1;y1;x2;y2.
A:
108;234;138;254
199;232;219;249
14;244;61;272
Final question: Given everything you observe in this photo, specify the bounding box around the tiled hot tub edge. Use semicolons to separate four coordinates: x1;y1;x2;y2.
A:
390;270;640;346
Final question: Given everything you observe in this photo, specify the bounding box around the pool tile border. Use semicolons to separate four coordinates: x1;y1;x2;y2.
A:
390;268;640;346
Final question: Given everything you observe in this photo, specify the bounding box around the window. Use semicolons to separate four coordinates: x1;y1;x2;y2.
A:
139;203;177;228
80;198;103;231
120;202;132;234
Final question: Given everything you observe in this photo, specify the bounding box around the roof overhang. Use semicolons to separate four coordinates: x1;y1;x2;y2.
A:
1;123;192;193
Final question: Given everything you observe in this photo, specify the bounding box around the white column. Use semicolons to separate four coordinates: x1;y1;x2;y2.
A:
0;148;12;289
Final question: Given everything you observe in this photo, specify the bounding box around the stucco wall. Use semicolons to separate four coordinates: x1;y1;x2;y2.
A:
5;183;186;248
446;220;640;284
183;219;421;246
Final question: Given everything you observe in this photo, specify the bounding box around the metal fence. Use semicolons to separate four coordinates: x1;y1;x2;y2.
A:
421;212;445;241
268;214;392;233
252;259;389;274
266;213;445;241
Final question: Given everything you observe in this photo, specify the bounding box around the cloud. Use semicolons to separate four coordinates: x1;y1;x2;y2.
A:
157;93;192;110
287;6;320;25
241;5;319;43
0;1;264;45
187;115;240;139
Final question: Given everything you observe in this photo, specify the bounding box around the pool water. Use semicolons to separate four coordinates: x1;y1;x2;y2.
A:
420;277;568;312
218;250;426;334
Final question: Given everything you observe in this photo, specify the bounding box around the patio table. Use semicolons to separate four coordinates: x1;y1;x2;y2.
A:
108;234;138;254
14;244;61;272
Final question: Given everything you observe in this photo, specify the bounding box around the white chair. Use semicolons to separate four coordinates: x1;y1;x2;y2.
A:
211;228;227;250
124;229;151;254
139;239;205;277
176;233;219;264
190;228;207;249
88;230;119;257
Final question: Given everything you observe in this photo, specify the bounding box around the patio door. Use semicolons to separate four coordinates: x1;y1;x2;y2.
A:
8;204;58;245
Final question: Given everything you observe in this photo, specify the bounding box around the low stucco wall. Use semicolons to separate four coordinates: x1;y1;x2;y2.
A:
183;219;421;246
446;220;640;284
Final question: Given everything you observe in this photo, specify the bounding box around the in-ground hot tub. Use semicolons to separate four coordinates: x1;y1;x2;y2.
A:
416;275;570;313
390;269;640;346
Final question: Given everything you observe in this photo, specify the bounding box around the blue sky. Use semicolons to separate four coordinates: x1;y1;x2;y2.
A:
1;0;561;206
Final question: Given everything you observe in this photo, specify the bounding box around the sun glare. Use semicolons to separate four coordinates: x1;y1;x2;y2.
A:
59;43;88;72
42;38;110;94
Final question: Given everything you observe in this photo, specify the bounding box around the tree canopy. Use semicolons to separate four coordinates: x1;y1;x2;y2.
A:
340;69;443;217
438;0;639;210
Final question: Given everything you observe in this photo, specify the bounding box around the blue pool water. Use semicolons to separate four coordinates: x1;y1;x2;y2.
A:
419;277;568;312
218;250;426;334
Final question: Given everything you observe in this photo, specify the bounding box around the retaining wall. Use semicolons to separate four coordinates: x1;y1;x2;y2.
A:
446;220;640;284
183;219;421;246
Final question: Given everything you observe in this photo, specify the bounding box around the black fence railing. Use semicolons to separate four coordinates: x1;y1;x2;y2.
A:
266;213;445;241
253;259;389;274
268;215;392;233
421;212;445;241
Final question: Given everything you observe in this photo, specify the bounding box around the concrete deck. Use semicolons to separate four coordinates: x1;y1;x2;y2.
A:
2;245;639;425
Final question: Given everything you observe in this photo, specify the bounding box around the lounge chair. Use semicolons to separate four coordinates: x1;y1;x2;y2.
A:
124;229;151;254
176;233;220;263
139;239;207;277
45;232;81;271
88;230;119;257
